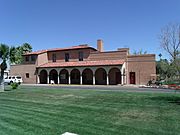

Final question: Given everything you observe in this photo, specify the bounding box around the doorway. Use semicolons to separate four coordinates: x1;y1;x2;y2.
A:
129;72;135;84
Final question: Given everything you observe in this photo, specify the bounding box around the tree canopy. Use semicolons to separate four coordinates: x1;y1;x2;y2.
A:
157;23;180;82
159;23;180;75
0;44;16;91
13;43;32;64
132;49;147;55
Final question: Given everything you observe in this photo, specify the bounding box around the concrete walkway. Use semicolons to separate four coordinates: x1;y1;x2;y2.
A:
21;84;180;93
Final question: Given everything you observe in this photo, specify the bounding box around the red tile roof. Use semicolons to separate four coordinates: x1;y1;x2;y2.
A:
23;45;97;55
38;60;124;68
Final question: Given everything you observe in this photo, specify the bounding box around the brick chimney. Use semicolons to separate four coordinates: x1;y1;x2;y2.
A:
97;39;103;52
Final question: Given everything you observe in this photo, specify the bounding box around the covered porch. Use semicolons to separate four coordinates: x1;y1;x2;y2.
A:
37;60;126;85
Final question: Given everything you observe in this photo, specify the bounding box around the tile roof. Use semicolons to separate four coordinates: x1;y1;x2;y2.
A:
23;45;96;55
38;60;124;68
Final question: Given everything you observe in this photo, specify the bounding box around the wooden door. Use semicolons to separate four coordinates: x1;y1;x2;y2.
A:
130;72;135;84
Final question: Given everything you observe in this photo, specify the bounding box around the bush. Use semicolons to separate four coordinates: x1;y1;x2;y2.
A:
11;82;19;89
163;81;180;85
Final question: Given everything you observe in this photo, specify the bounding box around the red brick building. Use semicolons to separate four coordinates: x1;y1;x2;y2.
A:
10;40;156;85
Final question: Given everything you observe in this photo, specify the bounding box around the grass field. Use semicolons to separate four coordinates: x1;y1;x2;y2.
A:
0;86;180;135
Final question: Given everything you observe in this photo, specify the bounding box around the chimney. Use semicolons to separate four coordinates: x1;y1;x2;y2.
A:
97;39;103;52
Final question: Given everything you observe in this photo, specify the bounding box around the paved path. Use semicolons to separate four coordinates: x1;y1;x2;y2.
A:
21;84;179;93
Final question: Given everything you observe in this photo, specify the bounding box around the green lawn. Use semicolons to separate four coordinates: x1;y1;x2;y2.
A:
0;86;180;135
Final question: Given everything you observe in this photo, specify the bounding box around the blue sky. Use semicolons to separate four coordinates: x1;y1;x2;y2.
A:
0;0;180;59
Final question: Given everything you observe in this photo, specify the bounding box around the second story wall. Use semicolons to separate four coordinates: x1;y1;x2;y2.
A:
88;50;128;61
47;48;95;63
23;55;37;65
37;52;48;66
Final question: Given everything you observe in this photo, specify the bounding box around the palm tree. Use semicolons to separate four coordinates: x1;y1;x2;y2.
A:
0;44;16;91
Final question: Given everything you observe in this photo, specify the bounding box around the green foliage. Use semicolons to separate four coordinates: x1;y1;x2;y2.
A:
0;44;10;61
14;43;32;64
159;23;180;77
0;44;16;63
156;59;180;82
10;82;19;89
9;46;16;63
172;58;180;75
0;44;18;91
133;49;147;55
162;81;180;85
156;59;169;80
0;44;16;74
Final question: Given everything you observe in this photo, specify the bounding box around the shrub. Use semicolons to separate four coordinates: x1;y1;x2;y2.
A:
11;82;19;89
163;81;180;85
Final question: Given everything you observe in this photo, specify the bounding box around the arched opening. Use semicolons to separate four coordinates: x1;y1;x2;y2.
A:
82;68;93;84
40;70;47;84
71;69;80;84
49;69;58;84
109;68;121;85
60;69;69;84
95;68;107;85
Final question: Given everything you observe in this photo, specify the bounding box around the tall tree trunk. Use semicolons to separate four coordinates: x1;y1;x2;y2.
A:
0;70;4;92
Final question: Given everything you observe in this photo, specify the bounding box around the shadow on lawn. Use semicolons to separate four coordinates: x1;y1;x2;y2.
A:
150;96;180;105
4;89;12;91
4;86;13;91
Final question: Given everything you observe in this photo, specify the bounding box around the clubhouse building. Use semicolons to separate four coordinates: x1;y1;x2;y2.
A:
10;40;156;85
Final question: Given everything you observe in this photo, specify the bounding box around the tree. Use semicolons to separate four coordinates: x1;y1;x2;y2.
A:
133;49;147;55
156;59;177;81
158;53;162;60
20;43;32;54
0;44;16;91
156;59;169;80
159;23;180;75
14;43;32;64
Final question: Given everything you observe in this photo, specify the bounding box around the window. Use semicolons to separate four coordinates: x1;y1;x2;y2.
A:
25;56;29;62
26;73;29;78
52;54;56;62
31;55;36;61
79;52;83;61
65;53;69;62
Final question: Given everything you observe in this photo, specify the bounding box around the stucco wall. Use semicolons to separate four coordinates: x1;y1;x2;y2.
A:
127;54;156;85
88;51;128;61
47;49;92;63
10;64;37;84
37;52;48;66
